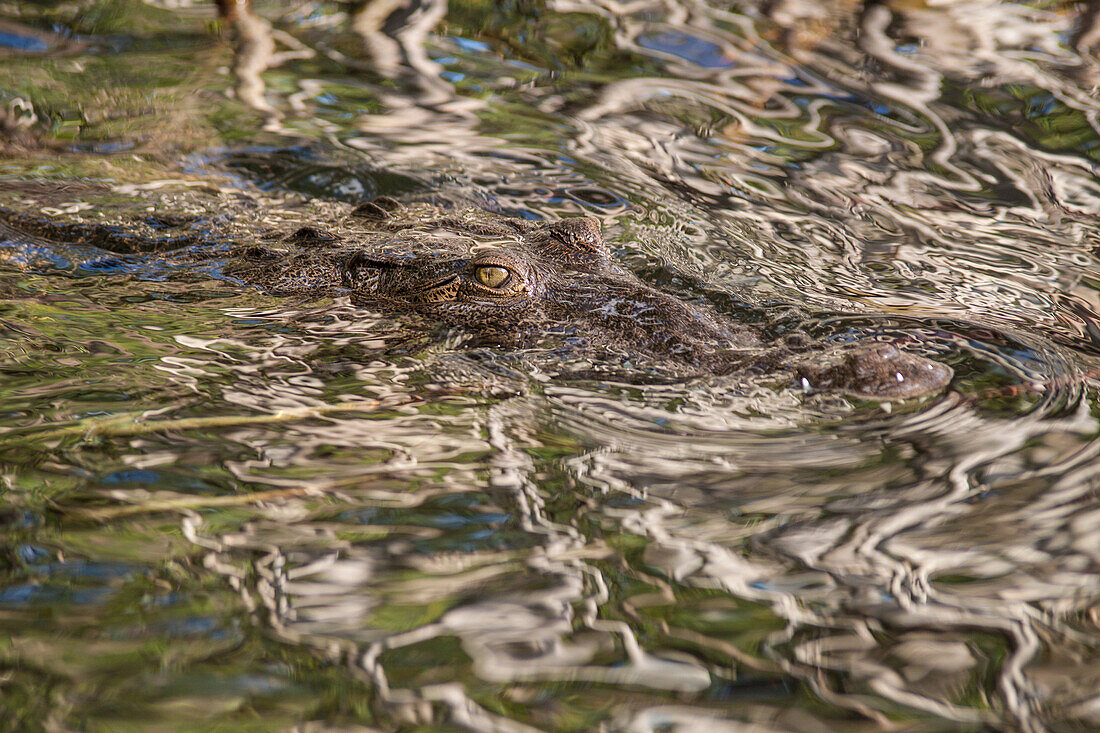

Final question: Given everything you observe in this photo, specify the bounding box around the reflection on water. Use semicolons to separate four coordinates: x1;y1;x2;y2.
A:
2;0;1100;730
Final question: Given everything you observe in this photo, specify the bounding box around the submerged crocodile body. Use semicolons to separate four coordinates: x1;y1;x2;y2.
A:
0;199;952;399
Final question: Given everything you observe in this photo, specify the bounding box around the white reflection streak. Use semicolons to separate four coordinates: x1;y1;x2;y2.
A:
809;400;1097;729
480;401;712;691
143;0;1100;728
856;4;979;195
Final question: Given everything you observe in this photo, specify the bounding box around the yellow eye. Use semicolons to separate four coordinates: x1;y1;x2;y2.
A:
474;265;510;288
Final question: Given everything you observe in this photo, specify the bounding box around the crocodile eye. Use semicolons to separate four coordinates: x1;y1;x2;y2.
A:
474;265;511;288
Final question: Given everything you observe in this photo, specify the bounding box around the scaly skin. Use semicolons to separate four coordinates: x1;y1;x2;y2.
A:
0;199;953;399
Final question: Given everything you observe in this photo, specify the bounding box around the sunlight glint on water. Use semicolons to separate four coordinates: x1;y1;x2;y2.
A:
0;1;1099;731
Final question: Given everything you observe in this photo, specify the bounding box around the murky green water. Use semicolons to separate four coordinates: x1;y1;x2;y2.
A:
2;1;1100;730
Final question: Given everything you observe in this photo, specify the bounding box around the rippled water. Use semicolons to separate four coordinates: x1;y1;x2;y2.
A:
2;1;1100;731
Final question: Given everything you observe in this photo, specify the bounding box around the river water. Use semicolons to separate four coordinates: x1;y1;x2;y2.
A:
1;1;1099;731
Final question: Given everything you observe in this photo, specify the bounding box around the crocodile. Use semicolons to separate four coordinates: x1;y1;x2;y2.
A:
0;199;952;399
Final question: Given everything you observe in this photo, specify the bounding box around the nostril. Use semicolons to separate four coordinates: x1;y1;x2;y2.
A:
285;227;340;245
349;201;390;221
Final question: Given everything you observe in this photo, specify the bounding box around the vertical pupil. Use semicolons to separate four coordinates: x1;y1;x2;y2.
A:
478;266;508;287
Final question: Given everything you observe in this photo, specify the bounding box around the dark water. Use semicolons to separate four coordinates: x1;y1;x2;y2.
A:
2;1;1100;731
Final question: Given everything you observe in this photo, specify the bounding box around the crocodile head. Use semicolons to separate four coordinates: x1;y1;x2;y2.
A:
338;209;759;362
0;200;952;398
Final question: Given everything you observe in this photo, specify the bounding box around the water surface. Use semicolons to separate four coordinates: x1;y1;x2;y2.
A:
1;1;1099;731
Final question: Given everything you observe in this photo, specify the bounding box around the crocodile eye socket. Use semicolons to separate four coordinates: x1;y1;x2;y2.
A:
474;265;511;288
